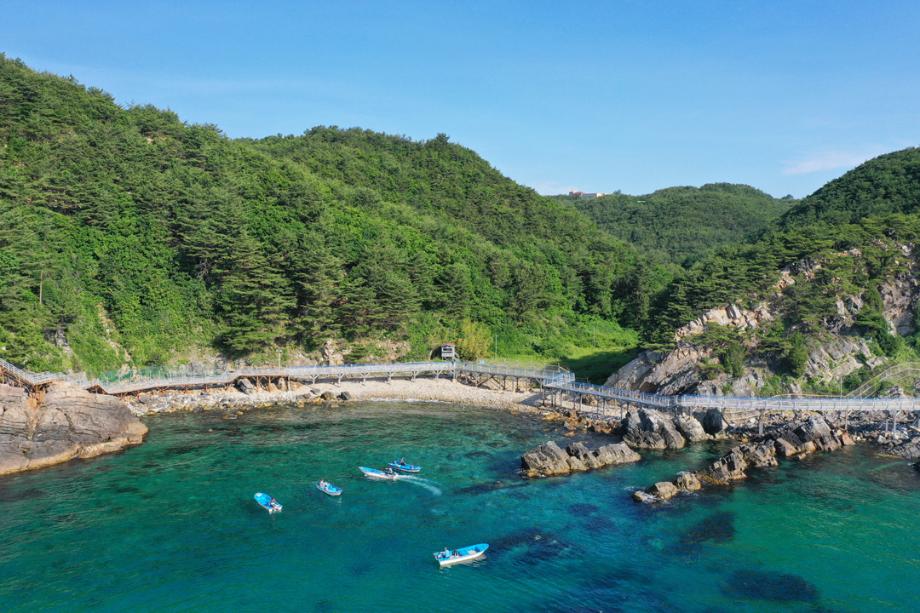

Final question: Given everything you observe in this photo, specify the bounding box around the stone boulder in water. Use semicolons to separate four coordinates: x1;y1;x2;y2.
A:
521;440;640;478
0;382;147;476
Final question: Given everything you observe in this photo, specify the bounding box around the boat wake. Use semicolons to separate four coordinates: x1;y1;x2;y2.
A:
398;475;442;496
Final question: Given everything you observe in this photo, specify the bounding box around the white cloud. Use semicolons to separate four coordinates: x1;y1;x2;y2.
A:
782;147;889;175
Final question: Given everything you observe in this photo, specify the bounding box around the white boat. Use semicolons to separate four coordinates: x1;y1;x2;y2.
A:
434;543;489;567
359;466;399;480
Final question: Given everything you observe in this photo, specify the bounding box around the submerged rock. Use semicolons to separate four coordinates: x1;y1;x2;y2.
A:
521;440;640;478
0;382;147;476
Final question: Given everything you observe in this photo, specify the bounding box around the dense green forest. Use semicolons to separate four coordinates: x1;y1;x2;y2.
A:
557;184;794;265
2;54;917;389
640;148;920;392
0;56;644;375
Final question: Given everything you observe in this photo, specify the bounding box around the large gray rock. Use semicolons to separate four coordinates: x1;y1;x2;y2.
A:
0;382;147;476
674;413;709;442
521;440;640;478
889;436;920;461
700;408;728;435
794;416;840;452
622;408;686;450
521;441;571;478
675;471;701;492
235;378;255;395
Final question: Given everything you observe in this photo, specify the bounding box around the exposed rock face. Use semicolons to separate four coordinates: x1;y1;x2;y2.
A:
888;436;920;461
634;416;852;504
674;303;773;342
521;440;640;478
674;413;709;442
675;471;701;492
321;339;344;366
700;408;728;435
337;391;353;401
622;408;686;450
606;345;711;395
0;382;147;476
605;350;662;389
235;378;255;395
880;269;919;335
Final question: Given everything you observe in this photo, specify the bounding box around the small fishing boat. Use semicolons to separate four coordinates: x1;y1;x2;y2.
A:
359;466;399;480
434;543;489;567
388;460;421;473
254;492;282;514
316;480;343;496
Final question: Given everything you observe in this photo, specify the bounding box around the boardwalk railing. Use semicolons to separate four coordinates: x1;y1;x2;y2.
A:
542;377;920;414
2;357;919;414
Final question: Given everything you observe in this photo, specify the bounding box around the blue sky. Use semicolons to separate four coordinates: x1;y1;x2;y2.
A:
2;1;918;197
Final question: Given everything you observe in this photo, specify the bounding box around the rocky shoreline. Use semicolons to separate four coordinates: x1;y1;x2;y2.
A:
0;382;147;477
521;405;919;504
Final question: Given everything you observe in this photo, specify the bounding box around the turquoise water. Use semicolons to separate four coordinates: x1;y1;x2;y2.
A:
0;402;918;611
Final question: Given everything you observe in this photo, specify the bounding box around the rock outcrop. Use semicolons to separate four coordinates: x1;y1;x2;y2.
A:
0;382;147;476
521;440;640;478
887;436;920;461
674;413;709;442
621;408;687;449
633;416;853;503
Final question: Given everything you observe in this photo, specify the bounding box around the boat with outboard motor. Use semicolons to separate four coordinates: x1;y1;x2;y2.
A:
359;466;400;480
254;492;283;514
388;459;421;473
316;480;343;496
434;543;489;567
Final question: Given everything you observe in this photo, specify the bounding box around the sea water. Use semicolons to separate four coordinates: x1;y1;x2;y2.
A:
0;402;917;611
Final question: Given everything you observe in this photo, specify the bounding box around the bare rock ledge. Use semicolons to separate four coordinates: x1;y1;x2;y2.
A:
521;440;640;478
0;382;147;476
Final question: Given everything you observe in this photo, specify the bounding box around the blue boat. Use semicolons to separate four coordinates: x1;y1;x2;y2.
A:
254;492;282;514
434;543;489;567
359;466;399;480
316;480;343;496
388;460;421;473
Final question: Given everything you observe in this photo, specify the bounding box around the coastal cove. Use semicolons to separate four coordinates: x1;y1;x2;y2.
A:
1;402;918;611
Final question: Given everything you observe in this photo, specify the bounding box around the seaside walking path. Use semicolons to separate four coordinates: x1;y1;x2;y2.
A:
3;357;920;420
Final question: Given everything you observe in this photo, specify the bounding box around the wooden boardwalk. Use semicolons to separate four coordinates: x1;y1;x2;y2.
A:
2;357;919;417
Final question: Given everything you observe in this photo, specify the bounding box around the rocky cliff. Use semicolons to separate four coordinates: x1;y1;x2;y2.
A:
0;382;147;476
609;244;918;396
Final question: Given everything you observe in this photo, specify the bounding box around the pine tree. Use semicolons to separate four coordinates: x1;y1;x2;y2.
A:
215;229;294;355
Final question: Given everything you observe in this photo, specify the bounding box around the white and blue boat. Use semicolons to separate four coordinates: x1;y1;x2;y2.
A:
359;466;399;480
434;543;489;567
388;460;421;473
316;480;343;496
254;492;282;514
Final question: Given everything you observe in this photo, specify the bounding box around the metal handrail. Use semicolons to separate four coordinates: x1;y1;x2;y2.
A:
2;356;919;413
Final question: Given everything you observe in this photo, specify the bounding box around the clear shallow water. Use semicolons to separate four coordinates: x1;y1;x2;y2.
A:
0;402;918;612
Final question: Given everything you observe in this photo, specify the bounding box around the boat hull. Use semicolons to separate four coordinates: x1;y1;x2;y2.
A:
254;492;282;513
434;543;489;567
316;482;342;496
359;466;398;480
388;462;421;473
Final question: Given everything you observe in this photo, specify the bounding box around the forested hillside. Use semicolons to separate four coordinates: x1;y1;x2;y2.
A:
0;56;644;374
619;148;920;396
558;184;794;265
